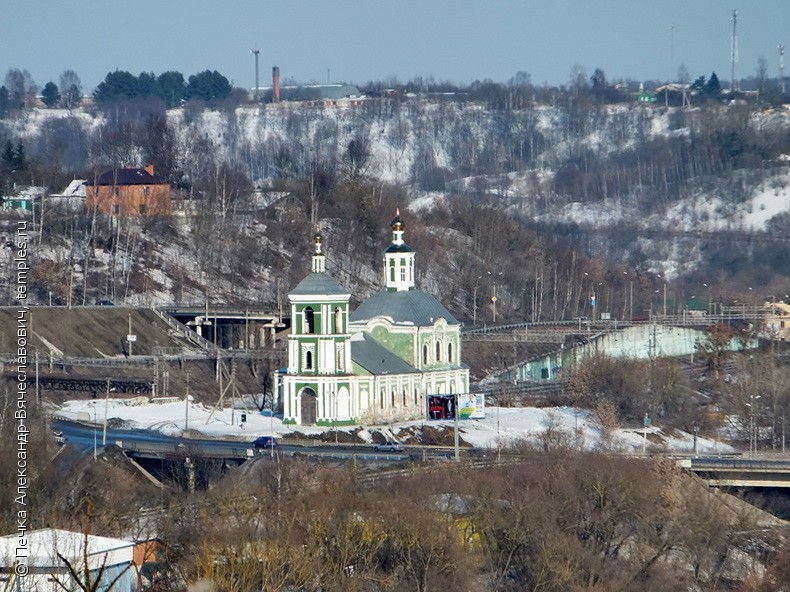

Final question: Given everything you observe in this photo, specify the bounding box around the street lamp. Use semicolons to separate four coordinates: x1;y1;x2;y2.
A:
488;271;503;324
331;390;338;445
746;394;761;457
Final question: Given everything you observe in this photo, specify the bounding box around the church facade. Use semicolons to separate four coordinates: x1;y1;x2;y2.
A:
277;213;469;425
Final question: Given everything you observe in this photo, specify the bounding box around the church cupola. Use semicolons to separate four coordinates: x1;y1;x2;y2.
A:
384;209;415;292
312;232;326;273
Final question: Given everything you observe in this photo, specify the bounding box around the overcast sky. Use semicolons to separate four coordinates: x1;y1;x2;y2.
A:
5;1;790;93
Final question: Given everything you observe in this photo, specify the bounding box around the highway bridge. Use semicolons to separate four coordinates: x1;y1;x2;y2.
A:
680;455;790;489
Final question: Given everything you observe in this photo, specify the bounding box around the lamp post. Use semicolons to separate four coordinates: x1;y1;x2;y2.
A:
487;271;503;324
472;276;482;326
747;394;761;457
332;391;338;445
453;392;460;463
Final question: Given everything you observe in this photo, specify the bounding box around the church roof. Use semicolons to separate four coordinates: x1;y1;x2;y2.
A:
351;334;418;374
384;243;413;253
289;272;349;297
350;289;460;326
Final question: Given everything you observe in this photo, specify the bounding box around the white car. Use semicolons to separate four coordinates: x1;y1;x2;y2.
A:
374;441;404;453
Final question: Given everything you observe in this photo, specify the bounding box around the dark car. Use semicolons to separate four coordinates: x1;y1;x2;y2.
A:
252;436;277;449
95;299;114;306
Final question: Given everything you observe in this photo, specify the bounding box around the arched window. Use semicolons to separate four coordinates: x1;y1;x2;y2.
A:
435;340;441;362
402;389;407;407
447;342;453;364
334;307;343;333
303;307;315;334
423;344;429;365
391;389;396;407
305;350;313;370
380;390;385;409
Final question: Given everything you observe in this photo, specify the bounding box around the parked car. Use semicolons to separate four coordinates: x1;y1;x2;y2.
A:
374;440;404;453
252;436;277;449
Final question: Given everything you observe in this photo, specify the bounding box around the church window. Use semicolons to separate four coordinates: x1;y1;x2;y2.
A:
400;267;406;282
423;344;429;365
447;342;453;363
402;389;406;407
334;307;343;333
380;390;385;409
336;343;344;370
414;388;418;405
302;345;315;371
303;307;315;334
391;389;396;407
390;267;395;282
436;341;441;362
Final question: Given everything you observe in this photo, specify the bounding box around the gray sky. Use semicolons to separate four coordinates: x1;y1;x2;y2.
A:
6;1;790;92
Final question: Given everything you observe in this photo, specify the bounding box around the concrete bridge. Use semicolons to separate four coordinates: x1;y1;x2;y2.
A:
679;454;790;488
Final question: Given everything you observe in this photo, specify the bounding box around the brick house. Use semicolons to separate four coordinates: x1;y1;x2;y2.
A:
86;165;171;216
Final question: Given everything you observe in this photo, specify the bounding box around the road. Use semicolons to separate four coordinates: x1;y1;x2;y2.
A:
51;419;422;462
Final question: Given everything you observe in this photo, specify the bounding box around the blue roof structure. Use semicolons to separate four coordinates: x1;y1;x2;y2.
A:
290;273;349;297
351;289;460;326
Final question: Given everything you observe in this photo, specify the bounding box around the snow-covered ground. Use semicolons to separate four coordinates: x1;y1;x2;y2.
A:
54;397;732;455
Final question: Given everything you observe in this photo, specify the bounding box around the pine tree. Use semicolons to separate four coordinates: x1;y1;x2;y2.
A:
705;72;721;98
1;140;14;166
13;142;26;171
41;81;61;108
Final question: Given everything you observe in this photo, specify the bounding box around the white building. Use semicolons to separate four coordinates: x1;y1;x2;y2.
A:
278;212;470;426
0;529;134;592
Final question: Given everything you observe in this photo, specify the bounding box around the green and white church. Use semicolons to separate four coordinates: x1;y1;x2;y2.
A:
278;212;470;425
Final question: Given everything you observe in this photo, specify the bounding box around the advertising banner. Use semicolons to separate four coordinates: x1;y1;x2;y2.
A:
426;393;485;420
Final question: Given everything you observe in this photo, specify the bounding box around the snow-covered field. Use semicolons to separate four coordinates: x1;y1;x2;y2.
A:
54;397;732;455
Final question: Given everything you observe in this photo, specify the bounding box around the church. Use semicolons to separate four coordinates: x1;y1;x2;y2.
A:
277;212;470;426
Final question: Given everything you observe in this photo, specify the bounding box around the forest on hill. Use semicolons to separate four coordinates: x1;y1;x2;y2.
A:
0;66;788;321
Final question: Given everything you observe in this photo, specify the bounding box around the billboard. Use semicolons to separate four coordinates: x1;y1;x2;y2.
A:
426;393;485;420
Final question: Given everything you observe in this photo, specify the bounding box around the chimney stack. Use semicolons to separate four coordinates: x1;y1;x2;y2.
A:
145;164;155;176
272;66;281;103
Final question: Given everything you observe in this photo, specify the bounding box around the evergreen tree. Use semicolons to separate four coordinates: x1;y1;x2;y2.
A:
94;70;141;103
137;71;160;97
0;86;8;118
705;72;721;98
156;71;185;108
1;141;14;166
13;142;26;171
185;70;232;102
41;81;61;108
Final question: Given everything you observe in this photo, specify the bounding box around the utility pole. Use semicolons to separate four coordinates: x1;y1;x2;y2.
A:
102;378;110;446
185;372;190;433
251;49;260;102
730;9;738;94
779;44;786;94
453;393;460;462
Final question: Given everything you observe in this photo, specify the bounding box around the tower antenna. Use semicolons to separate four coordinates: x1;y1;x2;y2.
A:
779;44;786;94
730;9;739;94
251;48;260;102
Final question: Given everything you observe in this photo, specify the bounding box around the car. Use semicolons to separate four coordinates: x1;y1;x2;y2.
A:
252;436;277;449
374;440;404;453
95;299;114;306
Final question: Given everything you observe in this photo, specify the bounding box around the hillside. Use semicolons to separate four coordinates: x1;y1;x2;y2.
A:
0;98;787;325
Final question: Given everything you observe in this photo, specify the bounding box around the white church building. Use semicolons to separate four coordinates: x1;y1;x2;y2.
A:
277;212;469;426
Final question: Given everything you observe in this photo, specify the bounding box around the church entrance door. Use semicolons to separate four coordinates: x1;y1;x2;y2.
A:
300;389;317;425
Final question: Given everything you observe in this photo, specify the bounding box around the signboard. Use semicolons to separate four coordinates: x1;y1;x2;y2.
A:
426;394;485;421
